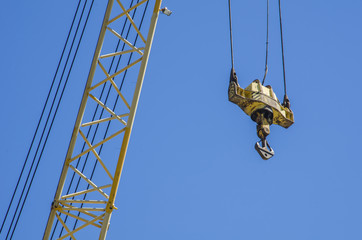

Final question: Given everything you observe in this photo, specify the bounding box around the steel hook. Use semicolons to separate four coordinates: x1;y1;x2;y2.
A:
255;139;274;160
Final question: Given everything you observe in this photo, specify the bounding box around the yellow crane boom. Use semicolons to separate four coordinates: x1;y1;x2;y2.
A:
43;0;162;239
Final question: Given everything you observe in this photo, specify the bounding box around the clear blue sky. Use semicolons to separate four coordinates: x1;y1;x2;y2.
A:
1;0;362;239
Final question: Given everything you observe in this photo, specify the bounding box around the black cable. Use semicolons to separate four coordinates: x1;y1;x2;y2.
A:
278;0;287;95
0;0;83;236
262;0;269;85
228;0;234;70
7;0;94;238
4;0;84;237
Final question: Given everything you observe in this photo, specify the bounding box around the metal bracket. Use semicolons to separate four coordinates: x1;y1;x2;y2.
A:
255;139;274;160
51;200;60;210
230;68;238;83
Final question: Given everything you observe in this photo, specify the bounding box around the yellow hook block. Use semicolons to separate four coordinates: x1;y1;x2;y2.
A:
228;79;294;128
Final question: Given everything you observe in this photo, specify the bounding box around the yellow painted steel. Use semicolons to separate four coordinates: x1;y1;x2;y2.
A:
43;0;163;239
228;79;294;128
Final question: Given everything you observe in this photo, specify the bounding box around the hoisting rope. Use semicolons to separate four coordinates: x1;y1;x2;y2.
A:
262;0;269;85
228;0;289;106
278;0;287;97
228;0;234;70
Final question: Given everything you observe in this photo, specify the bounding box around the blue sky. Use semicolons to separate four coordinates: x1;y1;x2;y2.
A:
1;0;362;239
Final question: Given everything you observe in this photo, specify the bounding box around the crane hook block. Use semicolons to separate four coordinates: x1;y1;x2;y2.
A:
228;69;294;159
228;71;294;129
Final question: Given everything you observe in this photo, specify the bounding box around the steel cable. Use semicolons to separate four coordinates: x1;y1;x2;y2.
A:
0;0;83;236
262;0;269;85
7;0;95;239
228;0;234;70
278;0;287;96
0;0;85;239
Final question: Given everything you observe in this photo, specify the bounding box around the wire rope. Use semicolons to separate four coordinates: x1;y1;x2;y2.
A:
262;0;269;85
228;0;234;70
7;0;95;239
0;0;83;236
1;1;88;239
278;0;287;96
